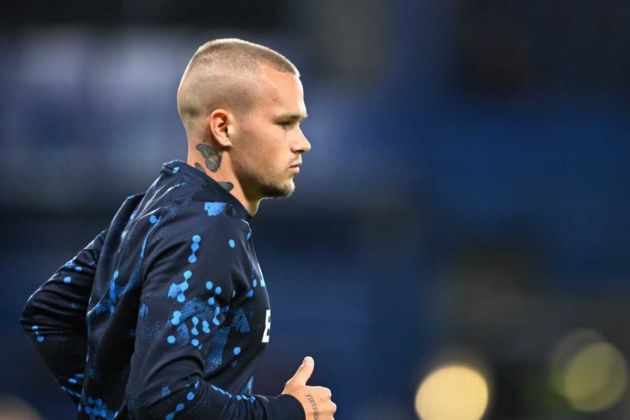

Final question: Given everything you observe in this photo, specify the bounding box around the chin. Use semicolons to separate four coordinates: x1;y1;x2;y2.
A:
260;180;295;199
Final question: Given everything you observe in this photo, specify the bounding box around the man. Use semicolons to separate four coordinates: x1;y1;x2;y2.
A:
20;38;336;420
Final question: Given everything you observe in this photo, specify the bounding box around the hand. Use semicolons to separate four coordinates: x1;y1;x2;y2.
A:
282;356;337;420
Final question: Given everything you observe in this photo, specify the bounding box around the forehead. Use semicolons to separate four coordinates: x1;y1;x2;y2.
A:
253;65;306;116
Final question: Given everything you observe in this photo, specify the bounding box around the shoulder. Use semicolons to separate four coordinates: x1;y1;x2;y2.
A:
141;200;254;290
169;200;248;239
145;200;251;262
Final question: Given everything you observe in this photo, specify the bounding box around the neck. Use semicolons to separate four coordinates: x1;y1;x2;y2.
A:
186;149;261;217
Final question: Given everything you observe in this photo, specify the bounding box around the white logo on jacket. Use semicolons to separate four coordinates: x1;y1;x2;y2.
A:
262;309;271;343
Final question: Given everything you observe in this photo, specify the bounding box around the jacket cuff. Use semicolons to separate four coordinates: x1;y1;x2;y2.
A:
267;394;305;420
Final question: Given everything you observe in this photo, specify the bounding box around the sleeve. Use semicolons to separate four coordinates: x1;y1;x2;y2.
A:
125;210;304;420
20;228;108;404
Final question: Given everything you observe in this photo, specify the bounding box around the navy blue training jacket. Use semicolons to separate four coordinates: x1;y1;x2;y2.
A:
20;160;304;420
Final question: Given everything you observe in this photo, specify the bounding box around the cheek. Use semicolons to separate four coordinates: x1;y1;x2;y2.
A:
235;123;287;173
252;132;286;163
233;138;269;176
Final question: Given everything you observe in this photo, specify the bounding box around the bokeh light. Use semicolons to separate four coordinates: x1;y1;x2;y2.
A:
0;396;42;420
415;364;490;420
549;329;628;413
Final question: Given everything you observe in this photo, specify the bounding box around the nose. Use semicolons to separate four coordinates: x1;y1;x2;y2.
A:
292;127;311;154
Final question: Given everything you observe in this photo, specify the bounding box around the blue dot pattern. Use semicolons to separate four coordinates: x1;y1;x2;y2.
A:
164;380;200;420
68;373;84;384
188;234;201;263
64;259;84;272
204;202;227;217
91;212;162;317
139;303;148;318
167;270;192;303
32;325;44;343
80;394;119;419
19;161;294;419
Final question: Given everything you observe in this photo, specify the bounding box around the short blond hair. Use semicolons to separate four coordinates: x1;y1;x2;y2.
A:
177;38;299;121
189;38;299;76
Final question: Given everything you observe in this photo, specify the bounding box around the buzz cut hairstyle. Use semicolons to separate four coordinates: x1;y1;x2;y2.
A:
187;38;299;77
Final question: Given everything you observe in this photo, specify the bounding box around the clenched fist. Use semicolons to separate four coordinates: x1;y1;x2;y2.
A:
282;356;337;420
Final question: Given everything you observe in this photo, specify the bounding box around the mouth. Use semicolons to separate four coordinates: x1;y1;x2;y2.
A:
289;162;301;174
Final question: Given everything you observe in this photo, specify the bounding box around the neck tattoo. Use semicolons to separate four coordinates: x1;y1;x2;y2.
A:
218;182;234;191
196;143;222;172
194;163;234;192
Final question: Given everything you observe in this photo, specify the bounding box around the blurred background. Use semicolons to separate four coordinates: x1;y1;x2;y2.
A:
1;0;630;419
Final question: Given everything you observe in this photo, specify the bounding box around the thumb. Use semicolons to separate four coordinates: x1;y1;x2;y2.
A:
289;356;315;386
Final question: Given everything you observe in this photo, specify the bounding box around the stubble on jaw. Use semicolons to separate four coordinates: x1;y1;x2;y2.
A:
257;177;295;199
230;155;295;200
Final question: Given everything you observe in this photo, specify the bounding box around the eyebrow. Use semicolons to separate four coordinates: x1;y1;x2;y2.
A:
276;113;308;122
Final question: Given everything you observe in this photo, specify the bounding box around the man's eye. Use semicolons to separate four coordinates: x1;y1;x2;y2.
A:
279;122;291;129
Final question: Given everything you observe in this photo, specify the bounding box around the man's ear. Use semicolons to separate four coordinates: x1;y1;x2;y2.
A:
207;109;233;148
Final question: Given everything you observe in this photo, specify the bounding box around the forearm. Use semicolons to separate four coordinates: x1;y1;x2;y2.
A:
21;324;87;403
21;282;90;403
129;378;304;420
